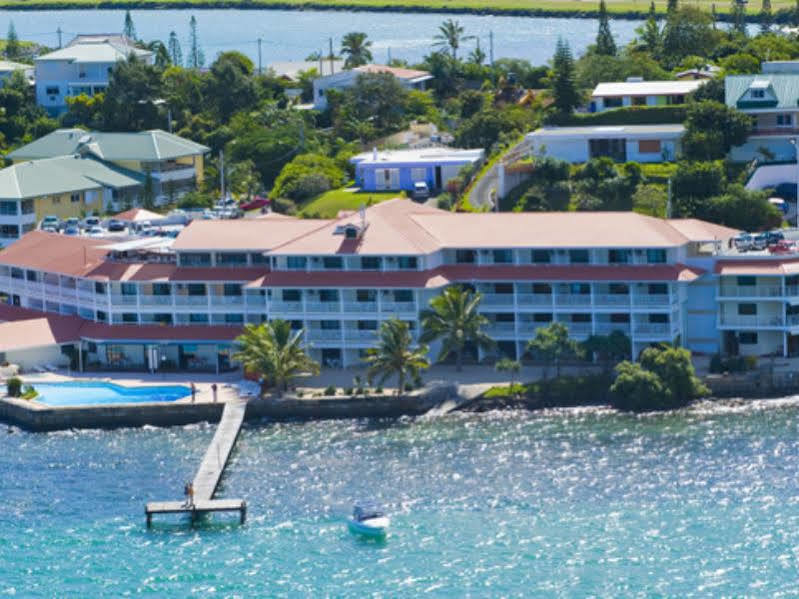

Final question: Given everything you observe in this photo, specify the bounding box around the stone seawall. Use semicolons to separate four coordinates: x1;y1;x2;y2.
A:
0;383;457;432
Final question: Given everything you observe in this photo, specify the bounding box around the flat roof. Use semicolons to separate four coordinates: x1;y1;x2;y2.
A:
528;124;685;138
592;80;705;97
351;148;484;166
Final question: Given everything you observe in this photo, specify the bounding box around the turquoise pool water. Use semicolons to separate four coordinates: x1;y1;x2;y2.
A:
3;399;799;595
30;382;191;406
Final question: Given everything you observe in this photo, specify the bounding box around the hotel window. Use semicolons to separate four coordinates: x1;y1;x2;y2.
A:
533;313;553;322
572;313;591;322
604;97;623;108
319;289;339;302
0;225;19;239
532;283;551;294
356;289;376;302
610;313;630;323
10;268;23;279
649;313;668;323
493;249;513;264
94;282;106;295
21;200;34;214
410;167;427;183
282;289;301;302
358;320;378;330
737;276;756;287
455;250;476;264
286;256;308;270
180;252;211;267
777;113;794;127
223;284;242;297
250;252;268;265
569;283;590;295
323;256;343;269
569;249;590;264
152;313;173;325
71;193;80;203
646;249;667;263
0;201;17;216
121;313;138;323
187;284;206;296
609;283;629;294
394;289;413;302
667;95;685;105
225;314;244;324
26;270;37;282
608;249;631;264
531;250;552;264
96;311;107;322
648;283;668;295
632;96;647;106
739;332;758;344
361;257;382;270
397;256;418;270
189;313;209;323
153;283;171;296
320;320;341;330
738;303;757;315
217;252;247;266
45;86;59;95
120;282;137;296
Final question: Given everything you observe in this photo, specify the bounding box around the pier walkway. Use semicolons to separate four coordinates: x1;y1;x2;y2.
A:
146;398;248;526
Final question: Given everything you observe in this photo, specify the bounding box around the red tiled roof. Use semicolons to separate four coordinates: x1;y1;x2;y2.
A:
715;259;799;276
0;231;108;276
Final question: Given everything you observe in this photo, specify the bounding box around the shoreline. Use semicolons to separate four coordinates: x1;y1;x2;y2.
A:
0;1;775;22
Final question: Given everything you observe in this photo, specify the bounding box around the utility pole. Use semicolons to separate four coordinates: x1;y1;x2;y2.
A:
667;177;672;219
318;51;323;75
257;37;262;75
329;37;334;74
489;30;494;66
219;149;225;202
57;26;63;48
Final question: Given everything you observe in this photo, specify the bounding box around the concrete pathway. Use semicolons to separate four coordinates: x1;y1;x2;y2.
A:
467;138;529;210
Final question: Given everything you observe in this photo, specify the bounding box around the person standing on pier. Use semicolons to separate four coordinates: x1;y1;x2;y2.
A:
188;482;194;507
190;383;197;403
211;383;218;403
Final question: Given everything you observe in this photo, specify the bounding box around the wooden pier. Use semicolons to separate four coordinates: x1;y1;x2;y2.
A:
146;398;248;526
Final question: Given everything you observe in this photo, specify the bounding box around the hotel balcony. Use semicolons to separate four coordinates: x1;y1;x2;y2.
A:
633;323;673;339
306;329;343;342
595;322;632;335
245;294;267;308
555;294;592;307
516;293;553;307
718;314;785;328
175;295;209;307
343;301;378;313
480;293;515;306
210;295;244;307
111;294;138;306
381;301;417;314
632;294;672;308
344;329;378;343
305;301;342;313
270;301;303;313
139;295;173;306
150;166;197;183
485;322;518;337
593;294;631;308
718;285;783;298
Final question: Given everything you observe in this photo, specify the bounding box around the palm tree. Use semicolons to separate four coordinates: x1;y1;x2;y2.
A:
364;318;429;398
432;19;474;60
420;286;495;371
233;320;319;396
341;32;373;69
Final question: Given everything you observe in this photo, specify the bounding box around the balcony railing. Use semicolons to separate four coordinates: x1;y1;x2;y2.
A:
139;295;173;306
516;293;552;306
485;323;517;336
595;323;632;335
270;301;303;313
175;295;208;306
594;294;630;307
632;294;672;307
210;295;244;307
634;324;671;336
719;315;785;327
555;294;592;306
245;294;267;307
305;301;341;313
381;301;416;313
111;294;138;306
718;285;783;298
307;329;342;341
480;293;515;306
344;330;378;342
343;301;378;312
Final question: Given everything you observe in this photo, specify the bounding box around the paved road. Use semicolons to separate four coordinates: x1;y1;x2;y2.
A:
467;138;529;210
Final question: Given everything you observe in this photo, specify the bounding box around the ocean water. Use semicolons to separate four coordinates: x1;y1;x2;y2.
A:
3;400;799;595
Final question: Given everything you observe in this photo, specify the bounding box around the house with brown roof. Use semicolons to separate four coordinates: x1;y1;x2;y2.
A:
312;64;432;110
1;199;761;370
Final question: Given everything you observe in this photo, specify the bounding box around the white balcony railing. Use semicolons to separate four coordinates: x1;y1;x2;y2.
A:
175;295;208;306
150;166;196;182
210;295;244;307
111;294;138;306
594;294;631;307
344;330;378;342
595;323;632;335
304;301;341;313
139;295;173;306
555;294;592;306
480;293;515;306
719;315;785;327
516;293;552;306
632;294;671;307
307;329;342;341
718;286;783;298
381;302;416;314
633;324;671;336
270;301;303;313
343;301;378;312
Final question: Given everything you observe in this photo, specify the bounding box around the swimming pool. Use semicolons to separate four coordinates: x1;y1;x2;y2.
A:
29;382;192;406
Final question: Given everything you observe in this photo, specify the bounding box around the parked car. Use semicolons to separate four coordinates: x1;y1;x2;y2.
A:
412;181;430;202
733;234;754;251
769;240;797;254
85;226;105;237
240;196;269;211
107;219;126;232
752;233;770;250
40;215;60;231
767;230;785;245
63;225;80;236
64;217;80;231
82;216;101;229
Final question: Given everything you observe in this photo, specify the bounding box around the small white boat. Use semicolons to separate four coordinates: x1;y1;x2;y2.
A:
347;503;390;538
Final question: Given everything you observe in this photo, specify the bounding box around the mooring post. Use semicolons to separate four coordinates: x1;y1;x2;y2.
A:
240;502;247;525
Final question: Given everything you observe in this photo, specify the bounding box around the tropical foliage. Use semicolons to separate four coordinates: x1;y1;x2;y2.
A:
233;320;320;395
526;322;582;378
340;32;373;68
420;286;495;371
363;318;429;397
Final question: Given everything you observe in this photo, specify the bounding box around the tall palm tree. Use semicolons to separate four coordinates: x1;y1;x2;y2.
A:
364;318;429;398
432;19;474;60
341;32;373;69
420;286;495;371
233;320;319;396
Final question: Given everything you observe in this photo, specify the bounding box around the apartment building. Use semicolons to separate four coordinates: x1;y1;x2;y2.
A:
0;200;750;372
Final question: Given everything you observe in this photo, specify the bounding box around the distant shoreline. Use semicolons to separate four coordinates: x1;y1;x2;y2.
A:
0;0;773;23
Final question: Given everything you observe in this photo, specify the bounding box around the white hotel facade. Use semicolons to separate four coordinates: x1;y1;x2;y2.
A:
0;199;791;371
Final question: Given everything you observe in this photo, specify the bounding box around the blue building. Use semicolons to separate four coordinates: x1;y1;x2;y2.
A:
351;148;485;193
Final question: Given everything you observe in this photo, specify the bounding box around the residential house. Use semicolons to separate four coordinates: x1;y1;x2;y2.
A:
590;78;705;112
0;60;34;87
313;64;432;110
0;199;754;373
528;124;684;163
0;155;144;247
725;61;799;162
351;148;484;192
8;128;209;204
34;34;153;115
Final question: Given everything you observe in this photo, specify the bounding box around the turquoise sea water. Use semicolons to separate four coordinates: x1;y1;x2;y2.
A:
31;382;191;406
3;400;799;595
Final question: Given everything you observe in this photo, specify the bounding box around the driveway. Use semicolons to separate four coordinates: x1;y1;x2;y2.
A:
467;138;529;211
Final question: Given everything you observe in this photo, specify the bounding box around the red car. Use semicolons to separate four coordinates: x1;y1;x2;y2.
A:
768;240;797;254
240;196;269;211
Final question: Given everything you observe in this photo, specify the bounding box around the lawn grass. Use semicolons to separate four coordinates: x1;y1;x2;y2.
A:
299;188;401;218
0;0;786;17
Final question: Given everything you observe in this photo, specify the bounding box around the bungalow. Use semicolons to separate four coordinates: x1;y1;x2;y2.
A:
527;124;684;164
590;78;705;112
0;60;34;87
351;148;485;192
313;64;433;110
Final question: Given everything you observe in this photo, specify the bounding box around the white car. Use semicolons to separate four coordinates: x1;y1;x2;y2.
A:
82;216;101;229
86;226;105;237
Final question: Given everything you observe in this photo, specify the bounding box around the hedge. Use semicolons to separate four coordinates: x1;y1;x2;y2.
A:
546;106;688;127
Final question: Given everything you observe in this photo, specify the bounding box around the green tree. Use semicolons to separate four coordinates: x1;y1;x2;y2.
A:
667;0;678;13
526;322;582;378
364;318;430;398
5;20;19;60
610;361;668;411
187;15;205;69
204;51;257;121
550;38;581;115
271;152;346;201
101;55;163;131
661;7;718;67
639;344;709;406
123;10;137;40
148;41;170;70
582;331;632;366
639;1;661;54
468;39;486;65
595;0;617;56
420;285;495;371
682;101;752;161
433;19;474;60
731;0;748;36
228;159;260;200
167;31;182;66
334;72;410;138
760;0;773;33
704;185;782;230
340;32;373;68
495;358;522;396
233;320;320;395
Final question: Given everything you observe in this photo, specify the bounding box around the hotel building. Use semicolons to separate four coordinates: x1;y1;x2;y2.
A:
0;198;783;373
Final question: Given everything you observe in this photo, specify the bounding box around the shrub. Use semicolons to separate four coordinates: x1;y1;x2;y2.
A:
374;386;383;395
709;353;758;374
344;387;354;395
323;385;336;396
271;153;347;202
270;196;297;215
547;105;687;127
6;377;22;398
404;382;414;392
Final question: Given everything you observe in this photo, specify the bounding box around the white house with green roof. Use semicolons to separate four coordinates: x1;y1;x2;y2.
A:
725;62;799;162
0;154;144;247
34;34;153;115
8;128;209;202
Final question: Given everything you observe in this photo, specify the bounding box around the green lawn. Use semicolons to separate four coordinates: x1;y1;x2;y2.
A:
299;189;401;218
0;0;783;16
